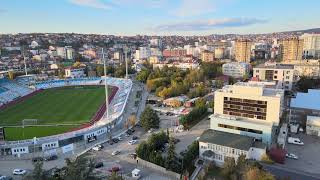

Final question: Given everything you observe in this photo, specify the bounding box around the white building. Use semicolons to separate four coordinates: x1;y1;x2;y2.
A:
199;129;266;167
56;46;74;60
65;67;85;78
135;47;151;60
150;38;162;48
253;63;296;90
301;33;320;59
306;116;320;136
222;62;250;78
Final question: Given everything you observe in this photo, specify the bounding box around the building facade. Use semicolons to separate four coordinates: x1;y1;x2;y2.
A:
253;63;296;90
235;40;252;62
201;50;215;62
279;38;304;62
301;33;320;59
65;68;85;78
222;62;250;78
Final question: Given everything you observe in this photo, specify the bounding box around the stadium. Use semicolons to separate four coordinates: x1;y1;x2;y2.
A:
0;77;132;157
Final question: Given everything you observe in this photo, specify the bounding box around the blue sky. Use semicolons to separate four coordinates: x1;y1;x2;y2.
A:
0;0;319;35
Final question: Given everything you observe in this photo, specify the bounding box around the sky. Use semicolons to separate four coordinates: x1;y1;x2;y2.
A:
0;0;320;35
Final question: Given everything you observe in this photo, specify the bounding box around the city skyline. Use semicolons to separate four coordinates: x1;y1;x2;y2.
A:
1;0;320;35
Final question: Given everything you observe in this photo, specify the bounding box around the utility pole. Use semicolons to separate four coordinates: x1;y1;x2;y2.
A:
22;46;28;75
125;46;128;79
102;48;109;120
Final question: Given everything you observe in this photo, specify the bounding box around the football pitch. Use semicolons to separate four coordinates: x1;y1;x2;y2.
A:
0;85;112;140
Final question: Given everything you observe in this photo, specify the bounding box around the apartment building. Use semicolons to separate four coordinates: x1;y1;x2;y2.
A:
301;33;320;59
201;50;215;62
293;59;320;78
222;62;250;78
213;82;284;144
279;38;304;62
253;63;296;90
235;39;252;63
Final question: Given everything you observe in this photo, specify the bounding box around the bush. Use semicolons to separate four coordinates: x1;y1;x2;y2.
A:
179;106;207;129
261;154;274;164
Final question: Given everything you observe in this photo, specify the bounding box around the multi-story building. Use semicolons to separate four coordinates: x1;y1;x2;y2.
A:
65;67;85;78
56;46;74;60
235;39;252;62
301;33;320;59
222;62;250;78
150;38;162;48
163;48;187;57
200;50;215;62
135;47;151;60
279;38;304;62
253;63;296;90
213;82;284;144
215;48;225;59
293;59;320;78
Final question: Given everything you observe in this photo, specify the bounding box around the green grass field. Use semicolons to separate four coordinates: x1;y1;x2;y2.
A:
0;85;110;140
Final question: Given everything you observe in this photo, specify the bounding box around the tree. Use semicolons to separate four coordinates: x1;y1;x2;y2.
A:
136;69;151;83
128;114;136;127
140;106;160;131
166;137;177;171
244;167;275;180
215;79;224;88
222;157;237;180
24;161;48;180
96;65;104;77
63;156;97;180
109;172;124;180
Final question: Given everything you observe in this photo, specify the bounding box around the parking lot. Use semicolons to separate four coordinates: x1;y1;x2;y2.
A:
280;133;320;176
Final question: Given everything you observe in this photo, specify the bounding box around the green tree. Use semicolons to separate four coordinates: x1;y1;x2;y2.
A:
109;172;124;180
24;161;48;180
140;106;160;131
166;137;177;171
63;156;97;180
136;69;151;83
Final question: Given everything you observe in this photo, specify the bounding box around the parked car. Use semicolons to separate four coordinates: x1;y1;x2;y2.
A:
286;153;298;160
128;140;138;145
108;166;120;173
117;136;123;141
129;153;137;159
148;128;154;133
173;138;180;144
94;162;104;169
132;136;139;140
112;138;119;143
12;169;26;175
125;133;130;137
0;175;12;180
112;150;121;156
107;140;114;145
92;145;103;151
288;137;304;145
44;155;58;161
32;157;44;163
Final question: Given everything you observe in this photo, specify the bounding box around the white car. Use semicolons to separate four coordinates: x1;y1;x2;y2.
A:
148;128;154;133
92;145;102;151
286;153;298;160
288;137;304;145
112;150;120;156
128;140;138;145
117;136;123;141
13;169;26;175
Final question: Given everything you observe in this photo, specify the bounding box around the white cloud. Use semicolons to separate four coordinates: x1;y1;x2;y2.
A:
151;18;268;31
69;0;112;10
111;0;168;8
172;0;216;17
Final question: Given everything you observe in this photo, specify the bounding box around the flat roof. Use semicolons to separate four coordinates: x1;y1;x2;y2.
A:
199;129;266;150
291;89;320;110
255;64;294;70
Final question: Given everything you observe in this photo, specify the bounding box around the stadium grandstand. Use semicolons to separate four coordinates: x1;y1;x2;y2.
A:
0;77;132;157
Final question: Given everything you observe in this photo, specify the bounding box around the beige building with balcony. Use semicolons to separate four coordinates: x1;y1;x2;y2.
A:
235;40;252;62
279;38;304;62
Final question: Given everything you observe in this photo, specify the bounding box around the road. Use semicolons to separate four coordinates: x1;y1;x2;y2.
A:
263;163;320;180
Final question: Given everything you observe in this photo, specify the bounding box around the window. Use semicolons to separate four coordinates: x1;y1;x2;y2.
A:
256;70;259;73
286;76;290;79
274;76;277;79
274;70;278;74
232;149;235;154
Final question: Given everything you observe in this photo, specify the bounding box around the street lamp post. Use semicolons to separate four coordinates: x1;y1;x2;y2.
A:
102;48;109;121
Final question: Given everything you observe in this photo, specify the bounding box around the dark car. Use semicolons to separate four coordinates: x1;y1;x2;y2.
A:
132;136;139;140
173;138;180;144
32;157;44;163
107;140;114;145
94;162;104;169
44;155;58;161
112;138;119;143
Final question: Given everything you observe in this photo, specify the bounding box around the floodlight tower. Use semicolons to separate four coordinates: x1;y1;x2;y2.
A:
102;48;109;120
124;46;129;79
22;46;28;75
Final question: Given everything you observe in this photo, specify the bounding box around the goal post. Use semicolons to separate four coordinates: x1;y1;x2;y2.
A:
21;119;38;140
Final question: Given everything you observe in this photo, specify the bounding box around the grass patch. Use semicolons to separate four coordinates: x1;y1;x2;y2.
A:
4;125;79;141
0;86;109;126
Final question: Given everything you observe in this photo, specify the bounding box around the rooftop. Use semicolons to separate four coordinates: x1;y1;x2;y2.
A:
291;89;320;110
255;64;294;70
199;129;266;151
